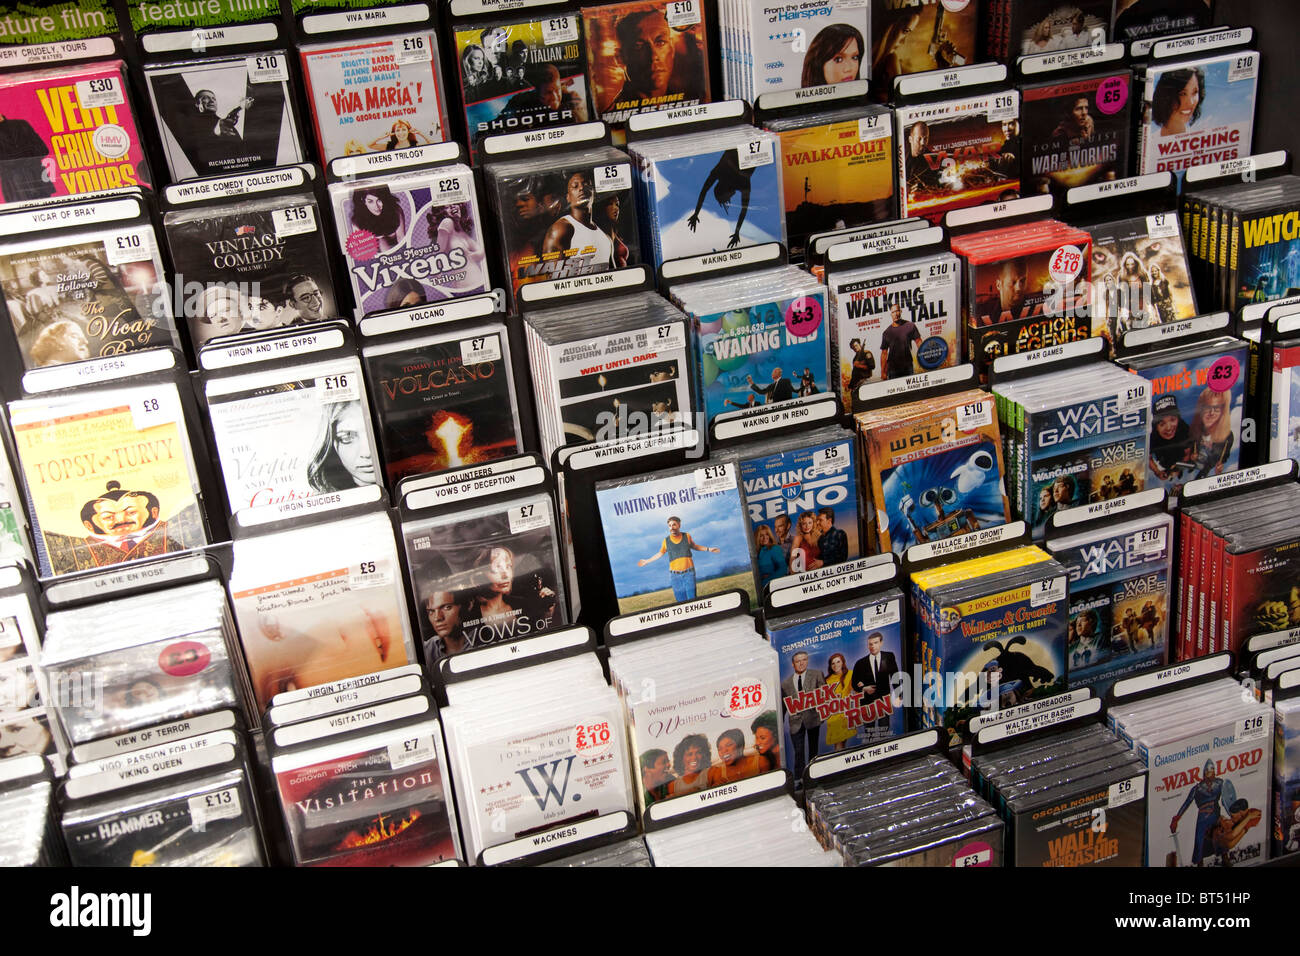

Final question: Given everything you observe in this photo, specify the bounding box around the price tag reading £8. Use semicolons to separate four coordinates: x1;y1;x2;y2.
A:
737;138;773;170
396;34;432;65
461;334;502;366
1030;575;1067;608
388;734;436;771
104;231;152;266
319;372;361;404
508;502;550;534
1115;380;1149;414
76;75;124;110
542;13;579;44
695;462;734;495
957;399;992;432
132;393;174;431
272;205;316;238
246;53;288;83
188;787;242;832
596;163;631;192
665;0;701;27
349;559;392;590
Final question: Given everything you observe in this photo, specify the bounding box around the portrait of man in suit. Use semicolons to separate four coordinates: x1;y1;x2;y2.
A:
781;650;824;779
851;631;899;741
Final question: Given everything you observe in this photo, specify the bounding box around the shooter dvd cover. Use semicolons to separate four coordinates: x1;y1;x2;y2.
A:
870;0;977;100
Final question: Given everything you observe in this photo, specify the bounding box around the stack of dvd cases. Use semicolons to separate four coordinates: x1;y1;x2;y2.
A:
911;545;1068;740
970;721;1147;867
329;163;491;320
669;265;829;423
806;751;1005;865
984;0;1111;63
608;616;781;815
1274;688;1300;859
1088;210;1198;346
950;219;1092;380
1272;332;1300;466
522;291;694;459
1110;0;1213;45
630;125;784;269
542;836;651;866
994;361;1151;534
857;388;1011;554
1177;483;1300;658
1110;676;1273;867
41;581;248;746
484;144;640;307
718;0;869;101
644;796;836;865
0;758;63;866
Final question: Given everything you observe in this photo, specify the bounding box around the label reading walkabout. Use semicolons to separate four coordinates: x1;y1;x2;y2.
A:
606;590;746;640
806;729;940;782
757;79;868;112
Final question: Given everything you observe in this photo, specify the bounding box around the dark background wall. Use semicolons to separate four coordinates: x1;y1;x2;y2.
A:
1215;0;1299;152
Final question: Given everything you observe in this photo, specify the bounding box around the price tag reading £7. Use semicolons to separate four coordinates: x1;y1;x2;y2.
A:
1146;212;1179;240
319;372;361;403
396;34;432;65
1131;525;1166;558
132;393;175;431
461;334;502;365
695;462;735;495
273;205;316;239
596;163;631;192
858;114;890;142
103;230;152;266
542;13;579;44
957;399;992;432
737;138;773;170
1115;380;1149;414
863;600;900;629
76;75;124;110
188;787;241;832
508;502;550;534
665;0;701;27
1030;575;1067;608
349;559;392;590
388;734;436;771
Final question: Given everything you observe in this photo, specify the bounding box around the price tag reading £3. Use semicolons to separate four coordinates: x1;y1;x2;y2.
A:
319;372;361;404
695;462;735;495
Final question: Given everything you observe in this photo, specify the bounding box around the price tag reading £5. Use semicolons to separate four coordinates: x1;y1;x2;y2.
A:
957;399;992;431
695;462;734;495
319;372;361;403
349;559;392;590
813;443;850;476
388;734;436;771
596;163;631;192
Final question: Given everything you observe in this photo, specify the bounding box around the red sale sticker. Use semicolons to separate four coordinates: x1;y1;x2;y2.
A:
1096;76;1128;116
785;296;823;338
158;641;211;677
1207;355;1240;392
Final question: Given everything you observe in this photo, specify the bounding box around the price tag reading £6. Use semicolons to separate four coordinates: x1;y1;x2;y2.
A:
1115;380;1149;414
737;139;773;170
104;231;152;267
596;163;631;192
461;334;501;365
957;399;992;432
396;34;432;65
388;734;435;771
508;502;550;534
76;75;123;110
665;0;701;27
1030;575;1066;608
319;372;361;404
542;13;579;45
188;787;241;832
272;205;316;239
1107;775;1144;809
349;559;392;590
695;462;735;495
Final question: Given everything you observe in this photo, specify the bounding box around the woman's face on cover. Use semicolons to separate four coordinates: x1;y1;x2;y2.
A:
1175;75;1200;126
753;726;775;754
683;743;706;773
333;404;373;486
364;193;384;217
487;548;513;590
798;513;814;534
823;38;861;84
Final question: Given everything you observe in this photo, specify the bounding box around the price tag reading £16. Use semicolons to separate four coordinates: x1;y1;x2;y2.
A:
273;205;316;238
76;75;124;110
461;334;501;365
508;502;550;534
542;13;579;44
695;462;734;495
388;734;436;771
957;399;992;432
188;787;242;832
1115;380;1149;414
738;138;773;169
396;34;432;65
319;372;361;403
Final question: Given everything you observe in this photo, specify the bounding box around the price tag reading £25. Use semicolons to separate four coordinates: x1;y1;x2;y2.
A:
695;462;735;495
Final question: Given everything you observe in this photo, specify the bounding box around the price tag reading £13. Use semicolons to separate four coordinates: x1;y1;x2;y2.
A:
188;787;242;832
542;13;579;44
461;334;501;365
695;462;734;495
957;399;992;431
737;138;773;169
319;372;361;403
388;734;436;771
76;75;123;110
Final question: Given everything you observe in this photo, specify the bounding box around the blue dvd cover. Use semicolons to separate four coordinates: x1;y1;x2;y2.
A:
738;433;861;590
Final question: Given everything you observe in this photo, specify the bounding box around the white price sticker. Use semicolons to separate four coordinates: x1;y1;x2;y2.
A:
694;462;735;495
272;205;317;238
1228;53;1257;82
188;787;242;832
388;734;436;771
737;139;773;169
132;394;174;431
319;372;360;404
396;34;432;65
1131;526;1167;557
1048;244;1084;283
1146;212;1178;240
246;53;288;83
953;847;992;867
349;559;392;590
1239;714;1268;743
812;443;850;476
665;0;701;27
509;502;550;534
1030;575;1066;608
1115;381;1149;414
433;173;470;205
541;13;579;44
75;76;123;110
862;600;901;629
461;334;502;365
103;231;152;266
649;322;686;354
858;115;889;142
1107;775;1144;809
957;399;992;431
987;92;1017;122
596;163;631;192
727;679;766;720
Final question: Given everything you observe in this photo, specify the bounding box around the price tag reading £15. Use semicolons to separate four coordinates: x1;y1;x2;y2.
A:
1115;380;1149;414
509;502;550;534
738;139;773;170
388;734;436;771
273;205;317;238
695;462;734;495
188;787;242;832
319;372;361;403
542;13;579;44
957;399;992;431
461;334;501;365
1030;575;1067;608
76;75;124;110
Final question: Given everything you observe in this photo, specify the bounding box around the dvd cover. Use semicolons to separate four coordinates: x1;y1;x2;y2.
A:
1137;50;1258;176
870;0;977;99
1111;0;1213;44
1020;71;1132;199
